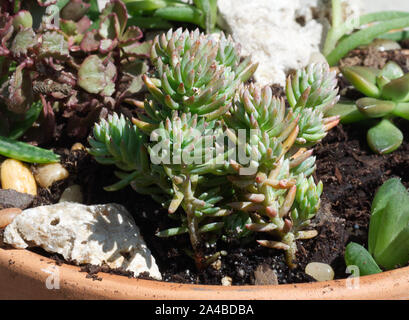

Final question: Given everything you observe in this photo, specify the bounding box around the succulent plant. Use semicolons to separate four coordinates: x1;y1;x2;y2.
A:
324;0;409;66
89;28;339;269
345;178;409;275
0;0;150;144
327;62;409;154
124;0;219;34
223;76;336;268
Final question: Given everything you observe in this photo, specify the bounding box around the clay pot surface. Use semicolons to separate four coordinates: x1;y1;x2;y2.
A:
1;247;409;300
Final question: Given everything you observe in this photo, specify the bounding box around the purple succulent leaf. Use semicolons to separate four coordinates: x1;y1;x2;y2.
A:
80;30;100;52
36;0;57;7
0;18;13;56
99;38;118;54
6;64;34;114
11;28;37;58
121;40;152;58
60;0;90;22
119;26;143;45
100;0;128;35
12;10;33;29
99;12;120;40
76;16;91;34
38;31;70;60
77;55;117;97
101;59;117;97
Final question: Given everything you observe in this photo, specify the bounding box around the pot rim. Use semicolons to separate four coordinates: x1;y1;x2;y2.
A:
1;247;409;300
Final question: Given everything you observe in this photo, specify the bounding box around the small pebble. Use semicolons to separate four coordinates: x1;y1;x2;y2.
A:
221;276;232;286
367;39;401;51
305;262;334;282
1;159;37;196
71;143;86;151
0;208;22;229
211;259;222;271
59;185;83;203
34;163;69;188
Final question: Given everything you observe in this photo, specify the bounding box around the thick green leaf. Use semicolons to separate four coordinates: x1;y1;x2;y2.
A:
77;55;116;96
341;66;381;98
8;100;43;140
380;61;404;81
154;6;204;28
381;73;409;102
369;178;407;254
375;224;409;270
39;31;69;60
356;97;396;118
0;135;59;163
326;16;409;66
367;119;403;154
345;242;382;276
10;28;37;57
393;102;409;120
371;187;409;266
12;10;33;29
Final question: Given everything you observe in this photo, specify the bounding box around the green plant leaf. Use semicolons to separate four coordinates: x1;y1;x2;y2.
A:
380;61;404;81
153;6;204;28
8;100;43;140
369;180;409;270
381;73;409;102
345;242;382;276
0;135;59;163
341;66;381;98
356;97;396;118
393;102;409;120
367;119;403;154
369;178;407;254
10;28;37;58
77;55;117;96
39;31;69;60
326;101;367;123
326;16;409;66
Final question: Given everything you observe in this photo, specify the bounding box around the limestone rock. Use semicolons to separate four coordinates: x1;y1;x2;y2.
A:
217;0;362;86
3;202;162;280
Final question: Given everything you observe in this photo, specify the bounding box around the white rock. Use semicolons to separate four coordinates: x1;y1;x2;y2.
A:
217;0;362;86
3;202;162;280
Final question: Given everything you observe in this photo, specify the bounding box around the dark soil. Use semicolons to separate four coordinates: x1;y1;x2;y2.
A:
1;45;409;286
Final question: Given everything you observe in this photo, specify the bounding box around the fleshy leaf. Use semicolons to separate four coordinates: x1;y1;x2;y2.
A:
10;28;37;57
12;10;33;29
60;0;90;22
78;55;116;96
120;25;143;45
39;31;69;60
380;61;404;81
122;40;152;57
100;0;128;34
367;119;403;154
381;73;409;102
356;97;396;118
99;13;120;40
393;102;409;120
341;66;381;98
5;65;34;114
80;30;100;52
345;242;382;276
369;178;408;254
326;101;366;124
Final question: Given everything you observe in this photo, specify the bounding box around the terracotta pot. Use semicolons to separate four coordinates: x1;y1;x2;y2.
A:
1;247;408;300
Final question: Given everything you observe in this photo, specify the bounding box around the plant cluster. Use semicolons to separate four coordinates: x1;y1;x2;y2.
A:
345;178;409;276
324;0;409;66
123;0;218;34
0;0;150;156
327;62;409;154
89;28;340;269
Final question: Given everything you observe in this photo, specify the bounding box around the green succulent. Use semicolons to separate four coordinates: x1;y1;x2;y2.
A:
327;62;409;154
221;64;338;268
89;27;339;270
345;178;409;275
137;28;257;124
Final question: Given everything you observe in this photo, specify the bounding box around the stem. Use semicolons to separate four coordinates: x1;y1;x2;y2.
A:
282;232;297;269
331;0;343;28
181;174;205;270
